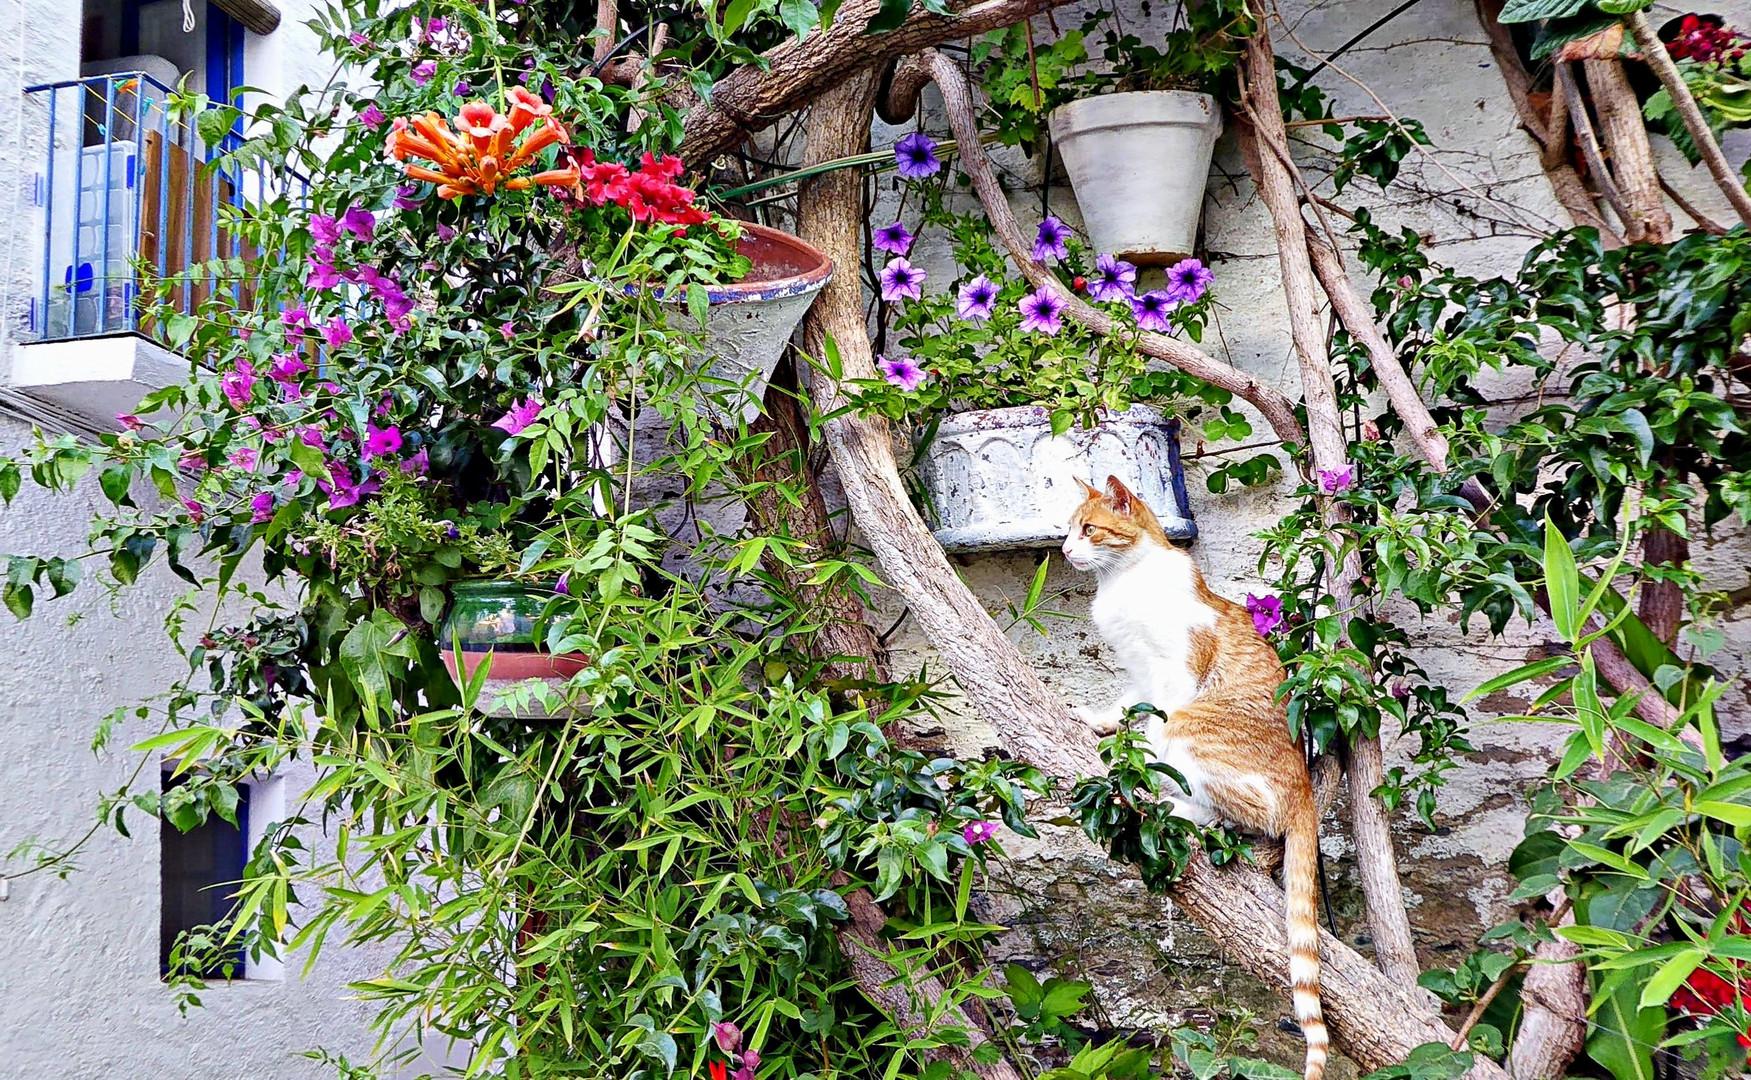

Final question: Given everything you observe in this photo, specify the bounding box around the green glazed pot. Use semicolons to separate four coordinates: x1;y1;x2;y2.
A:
437;581;590;683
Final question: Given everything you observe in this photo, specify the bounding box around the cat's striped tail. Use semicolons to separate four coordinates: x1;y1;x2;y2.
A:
1284;796;1328;1080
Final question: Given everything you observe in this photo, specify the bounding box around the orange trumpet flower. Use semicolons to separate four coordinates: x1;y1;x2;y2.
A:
389;97;574;200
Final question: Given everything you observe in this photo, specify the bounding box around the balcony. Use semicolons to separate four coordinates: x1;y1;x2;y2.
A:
6;72;308;426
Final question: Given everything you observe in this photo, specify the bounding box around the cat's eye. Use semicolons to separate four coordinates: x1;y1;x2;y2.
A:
1081;523;1095;536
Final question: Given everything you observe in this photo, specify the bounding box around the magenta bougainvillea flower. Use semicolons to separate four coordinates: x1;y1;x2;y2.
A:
877;355;928;392
1318;464;1356;494
1032;217;1069;263
270;353;308;384
182;498;205;523
309;214;343;246
1245;593;1284;636
220;361;256;409
962;820;999;845
341;206;376;240
1131;290;1176;333
250;491;275;523
499;321;516;341
229;447;259;472
306;253;342;291
492;397;543;435
116;413;144;431
712;1022;743;1055
893;132;942;180
872;221;914;256
411;60;437;86
879;258;925;302
363;422;403;458
1087;253;1137;302
281;305;310;332
320;469;382;510
1018;288;1066;335
957;275;998;321
323;318;354;348
1164;257;1214;304
359;104;387;130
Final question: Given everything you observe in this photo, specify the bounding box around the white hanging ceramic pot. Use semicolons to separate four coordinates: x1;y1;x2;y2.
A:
919;404;1197;554
1048;90;1223;265
687;223;832;422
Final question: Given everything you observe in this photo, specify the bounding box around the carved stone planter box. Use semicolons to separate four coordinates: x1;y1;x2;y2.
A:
919;404;1197;553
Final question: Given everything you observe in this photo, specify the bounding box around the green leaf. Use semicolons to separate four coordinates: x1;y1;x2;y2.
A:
865;0;912;33
778;0;819;38
0;462;19;504
1638;948;1704;1009
1694;800;1751;828
1586;969;1665;1080
1544;517;1580;641
1497;0;1590;22
1464;656;1573;702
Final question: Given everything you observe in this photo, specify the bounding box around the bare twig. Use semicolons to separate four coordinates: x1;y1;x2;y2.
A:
1556;62;1633;229
1659;172;1729;235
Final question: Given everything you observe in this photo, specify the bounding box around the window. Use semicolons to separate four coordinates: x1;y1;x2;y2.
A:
159;770;249;979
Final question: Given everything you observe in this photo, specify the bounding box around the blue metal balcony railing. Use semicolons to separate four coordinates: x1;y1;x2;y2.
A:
23;72;312;344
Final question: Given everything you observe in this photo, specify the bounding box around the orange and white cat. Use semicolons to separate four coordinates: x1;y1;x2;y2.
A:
1062;475;1327;1080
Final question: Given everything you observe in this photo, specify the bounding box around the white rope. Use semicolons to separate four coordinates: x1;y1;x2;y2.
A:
183;0;196;33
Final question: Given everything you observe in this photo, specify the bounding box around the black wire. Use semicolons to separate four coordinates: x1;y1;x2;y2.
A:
1287;0;1427;91
589;22;652;76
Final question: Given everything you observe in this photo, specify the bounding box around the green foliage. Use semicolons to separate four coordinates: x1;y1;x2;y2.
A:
1068;723;1252;892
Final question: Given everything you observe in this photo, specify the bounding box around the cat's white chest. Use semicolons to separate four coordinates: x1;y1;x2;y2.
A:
1090;550;1215;716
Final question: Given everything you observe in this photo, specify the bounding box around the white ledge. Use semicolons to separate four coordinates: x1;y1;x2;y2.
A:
3;334;187;430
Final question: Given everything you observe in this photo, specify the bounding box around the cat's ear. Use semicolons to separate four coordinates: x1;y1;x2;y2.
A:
1076;478;1102;501
1104;474;1135;514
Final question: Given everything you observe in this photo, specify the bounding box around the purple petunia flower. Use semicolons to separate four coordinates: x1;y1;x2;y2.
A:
957;275;998;321
873;220;914;256
1017;288;1065;335
492;397;543;435
1318;464;1356;494
358;104;387;130
1032;217;1069;263
393;184;423;211
554;571;571;596
1245;593;1284;637
962;820;999;845
435;223;457;241
342;206;376;240
893;132;942;180
309;214;342;246
879;258;925;303
221;360;256;409
411;60;436;86
1164;257;1214;304
454;80;472;96
1087;253;1137;303
363;422;403;458
877;355;928;392
1131;290;1177;333
425;16;447;34
250;491;275;523
323;318;354;348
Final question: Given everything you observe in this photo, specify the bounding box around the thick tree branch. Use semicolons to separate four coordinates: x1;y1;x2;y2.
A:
1583;57;1673;243
1625;10;1751;229
679;0;1072;164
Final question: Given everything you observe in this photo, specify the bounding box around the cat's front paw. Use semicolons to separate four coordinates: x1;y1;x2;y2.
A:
1075;706;1121;736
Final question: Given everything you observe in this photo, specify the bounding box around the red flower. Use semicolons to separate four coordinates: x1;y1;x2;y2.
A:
708;1062;728;1080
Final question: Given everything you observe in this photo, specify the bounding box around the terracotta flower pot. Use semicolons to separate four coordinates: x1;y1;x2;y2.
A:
686;223;833;421
1048;91;1223;265
918;404;1197;553
437;581;590;715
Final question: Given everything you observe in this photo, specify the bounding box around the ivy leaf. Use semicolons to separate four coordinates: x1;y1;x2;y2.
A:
865;0;912;33
1;462;22;504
